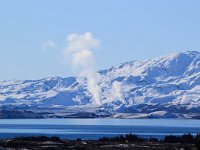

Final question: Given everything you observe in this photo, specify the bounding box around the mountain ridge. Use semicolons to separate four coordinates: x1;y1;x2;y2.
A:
0;51;200;119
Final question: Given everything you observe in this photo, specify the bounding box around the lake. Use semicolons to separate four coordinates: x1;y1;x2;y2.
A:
0;119;200;139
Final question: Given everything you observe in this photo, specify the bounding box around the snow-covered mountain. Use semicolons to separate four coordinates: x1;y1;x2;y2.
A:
0;51;200;119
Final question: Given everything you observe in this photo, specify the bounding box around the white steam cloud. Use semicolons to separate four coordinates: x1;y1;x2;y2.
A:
64;32;102;105
112;81;124;103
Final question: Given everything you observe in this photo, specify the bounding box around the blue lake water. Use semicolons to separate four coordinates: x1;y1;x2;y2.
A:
0;119;200;139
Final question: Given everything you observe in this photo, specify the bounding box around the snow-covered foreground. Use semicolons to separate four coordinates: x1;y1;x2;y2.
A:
0;51;200;118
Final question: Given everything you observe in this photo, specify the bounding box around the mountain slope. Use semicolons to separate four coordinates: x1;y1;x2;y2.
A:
0;51;200;119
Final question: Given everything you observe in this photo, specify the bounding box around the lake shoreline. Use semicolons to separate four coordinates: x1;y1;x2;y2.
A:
0;119;200;140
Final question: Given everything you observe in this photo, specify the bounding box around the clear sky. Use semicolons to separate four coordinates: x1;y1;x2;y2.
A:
1;0;200;81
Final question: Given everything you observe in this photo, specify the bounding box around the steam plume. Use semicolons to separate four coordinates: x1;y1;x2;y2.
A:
64;32;101;105
112;81;124;103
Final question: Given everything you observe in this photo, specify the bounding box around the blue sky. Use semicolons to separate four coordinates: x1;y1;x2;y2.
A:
1;0;200;80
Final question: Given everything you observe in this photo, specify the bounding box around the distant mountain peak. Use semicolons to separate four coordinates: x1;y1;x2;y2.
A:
0;51;200;119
